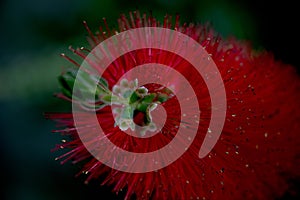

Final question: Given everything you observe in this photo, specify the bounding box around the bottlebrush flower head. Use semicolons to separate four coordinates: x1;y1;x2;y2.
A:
46;11;300;200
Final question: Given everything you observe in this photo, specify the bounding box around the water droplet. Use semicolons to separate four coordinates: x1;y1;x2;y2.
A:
264;133;268;138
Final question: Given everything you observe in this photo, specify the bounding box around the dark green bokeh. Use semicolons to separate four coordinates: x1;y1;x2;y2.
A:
0;0;299;200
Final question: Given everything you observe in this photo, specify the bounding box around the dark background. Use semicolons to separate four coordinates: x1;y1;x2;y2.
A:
0;0;299;200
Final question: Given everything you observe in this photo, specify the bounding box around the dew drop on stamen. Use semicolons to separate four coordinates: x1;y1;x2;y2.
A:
264;133;268;138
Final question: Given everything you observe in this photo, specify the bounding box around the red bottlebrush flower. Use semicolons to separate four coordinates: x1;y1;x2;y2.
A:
46;11;300;200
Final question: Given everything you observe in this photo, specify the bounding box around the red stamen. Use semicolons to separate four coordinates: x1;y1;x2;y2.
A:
83;20;98;45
